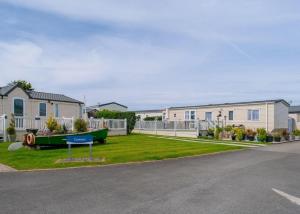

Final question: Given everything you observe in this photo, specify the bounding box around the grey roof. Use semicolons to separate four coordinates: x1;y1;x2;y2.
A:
89;102;128;109
0;84;17;96
0;83;83;104
289;106;300;113
28;91;83;104
168;99;290;110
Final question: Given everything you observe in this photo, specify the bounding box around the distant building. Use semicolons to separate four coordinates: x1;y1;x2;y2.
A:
289;106;300;130
134;109;164;121
87;102;128;117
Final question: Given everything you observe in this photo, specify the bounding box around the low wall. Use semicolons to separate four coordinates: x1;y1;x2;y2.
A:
132;129;198;138
108;129;127;136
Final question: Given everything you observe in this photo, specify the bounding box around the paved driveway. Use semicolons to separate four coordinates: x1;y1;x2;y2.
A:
1;142;300;214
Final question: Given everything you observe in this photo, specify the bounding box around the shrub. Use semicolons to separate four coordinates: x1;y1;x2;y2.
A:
224;125;233;132
293;129;300;136
46;116;59;132
272;128;288;139
234;127;245;141
246;129;256;137
74;119;88;132
144;116;162;121
257;128;267;142
214;126;223;140
95;110;136;134
207;128;215;137
6;114;16;135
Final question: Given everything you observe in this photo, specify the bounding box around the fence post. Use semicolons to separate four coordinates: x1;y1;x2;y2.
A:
174;120;177;137
3;114;7;142
155;119;157;135
124;118;127;134
71;117;74;132
196;119;199;137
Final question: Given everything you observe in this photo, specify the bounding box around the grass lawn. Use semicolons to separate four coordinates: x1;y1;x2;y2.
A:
0;134;244;170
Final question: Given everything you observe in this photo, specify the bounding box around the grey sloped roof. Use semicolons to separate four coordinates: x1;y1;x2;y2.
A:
0;83;83;104
89;102;128;109
28;91;83;104
289;106;300;113
0;83;17;95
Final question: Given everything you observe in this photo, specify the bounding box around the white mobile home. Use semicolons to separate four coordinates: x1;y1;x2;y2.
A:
164;99;289;132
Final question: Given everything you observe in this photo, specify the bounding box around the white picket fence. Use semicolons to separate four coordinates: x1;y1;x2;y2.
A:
14;116;75;131
88;118;126;130
135;120;215;131
0;114;127;141
134;120;216;138
0;115;7;141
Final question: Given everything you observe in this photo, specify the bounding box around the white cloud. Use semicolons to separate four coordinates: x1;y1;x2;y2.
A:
1;0;300;108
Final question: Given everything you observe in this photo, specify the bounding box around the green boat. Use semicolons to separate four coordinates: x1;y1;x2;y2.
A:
25;129;108;146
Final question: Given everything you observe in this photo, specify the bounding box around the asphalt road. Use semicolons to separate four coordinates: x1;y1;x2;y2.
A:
1;142;300;214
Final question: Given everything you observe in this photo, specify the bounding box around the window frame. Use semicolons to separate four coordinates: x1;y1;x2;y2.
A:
12;97;25;117
39;102;47;117
228;111;234;121
205;112;212;121
248;109;260;121
54;103;59;118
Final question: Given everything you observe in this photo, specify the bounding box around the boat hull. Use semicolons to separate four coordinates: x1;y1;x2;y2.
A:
34;129;108;146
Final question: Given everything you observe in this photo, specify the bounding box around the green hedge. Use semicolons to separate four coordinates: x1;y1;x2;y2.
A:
95;110;136;134
144;116;162;121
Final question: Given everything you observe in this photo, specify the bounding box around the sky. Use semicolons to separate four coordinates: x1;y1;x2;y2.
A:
0;0;300;110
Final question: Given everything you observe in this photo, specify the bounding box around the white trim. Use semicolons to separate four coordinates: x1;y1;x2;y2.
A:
53;103;59;117
12;97;25;117
266;103;269;131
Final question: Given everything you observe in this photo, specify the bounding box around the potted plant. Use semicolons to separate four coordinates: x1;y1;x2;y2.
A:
233;127;245;141
293;129;300;141
257;128;267;142
46;116;59;133
6;114;16;142
272;132;281;142
74;118;88;132
207;128;215;138
246;129;256;141
266;134;273;142
281;129;289;141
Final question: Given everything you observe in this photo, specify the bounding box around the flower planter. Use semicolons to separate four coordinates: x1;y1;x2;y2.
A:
295;136;300;141
273;137;281;143
247;136;255;141
266;136;273;142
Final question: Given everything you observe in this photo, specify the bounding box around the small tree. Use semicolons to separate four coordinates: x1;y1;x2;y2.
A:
12;80;34;91
6;114;16;136
46;116;59;132
74;119;88;132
